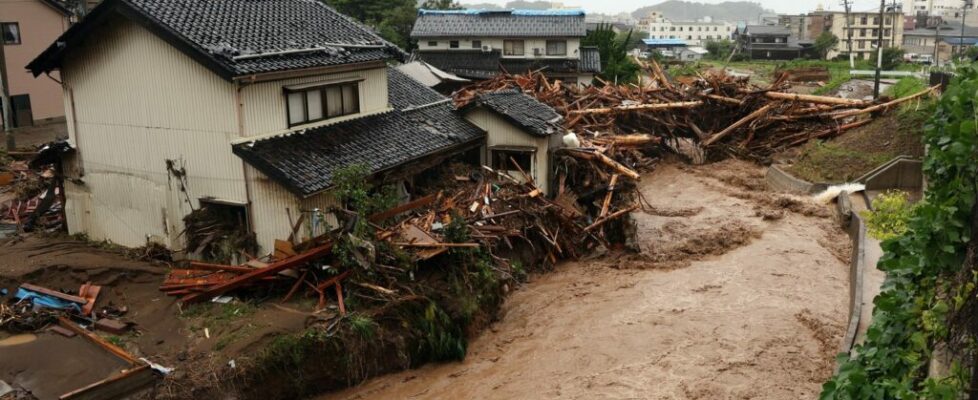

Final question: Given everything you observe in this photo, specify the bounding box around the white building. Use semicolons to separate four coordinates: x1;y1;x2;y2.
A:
903;0;976;16
644;15;735;46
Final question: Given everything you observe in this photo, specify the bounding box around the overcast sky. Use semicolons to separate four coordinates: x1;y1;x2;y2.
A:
458;0;893;15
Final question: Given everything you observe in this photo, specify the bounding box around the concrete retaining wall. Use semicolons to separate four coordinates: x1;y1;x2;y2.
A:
837;195;867;357
764;165;829;194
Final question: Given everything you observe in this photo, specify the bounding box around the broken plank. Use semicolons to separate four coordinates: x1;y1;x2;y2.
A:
584;204;640;232
187;262;255;274
368;193;439;223
59;365;156;400
20;283;87;304
181;243;333;304
58;317;139;365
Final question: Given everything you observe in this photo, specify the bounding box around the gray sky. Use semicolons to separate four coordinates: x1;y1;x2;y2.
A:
458;0;891;16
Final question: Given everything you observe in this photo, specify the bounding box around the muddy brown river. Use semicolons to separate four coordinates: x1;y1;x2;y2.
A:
319;160;849;400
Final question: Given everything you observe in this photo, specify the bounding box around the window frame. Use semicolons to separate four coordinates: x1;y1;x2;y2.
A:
471;40;482;49
427;41;437;47
545;40;567;56
503;40;525;56
449;40;459;49
1;22;21;45
490;148;534;174
284;81;360;128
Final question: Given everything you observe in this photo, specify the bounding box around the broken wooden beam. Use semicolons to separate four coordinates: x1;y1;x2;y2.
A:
599;174;620;219
764;91;869;106
703;103;774;146
830;85;939;119
591;134;662;147
584;204;640;232
368;193;439;223
181;243;333;304
562;149;640;180
187;262;255;274
566;101;703;115
392;242;481;248
20;283;87;304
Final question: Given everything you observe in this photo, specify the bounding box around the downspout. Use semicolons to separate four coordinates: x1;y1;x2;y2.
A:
235;79;256;233
63;71;84;176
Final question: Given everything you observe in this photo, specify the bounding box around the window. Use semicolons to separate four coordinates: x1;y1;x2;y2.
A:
860;28;867;37
427;41;437;47
1;23;20;45
449;40;459;48
503;40;524;56
471;40;482;49
860;17;867;25
285;82;359;127
545;40;566;56
491;149;533;173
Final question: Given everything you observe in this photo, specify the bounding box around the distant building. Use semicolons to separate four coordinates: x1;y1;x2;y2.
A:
677;46;709;61
779;14;809;40
903;24;978;63
410;9;601;85
0;0;73;128
806;10;905;60
903;0;975;17
644;14;735;46
735;25;805;60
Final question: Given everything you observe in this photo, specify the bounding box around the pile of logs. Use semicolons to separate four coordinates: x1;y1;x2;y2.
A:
453;61;939;161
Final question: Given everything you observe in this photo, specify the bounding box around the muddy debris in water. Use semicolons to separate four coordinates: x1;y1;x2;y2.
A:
620;218;762;270
795;308;845;377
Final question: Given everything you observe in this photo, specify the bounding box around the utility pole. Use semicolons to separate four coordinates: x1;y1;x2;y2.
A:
873;0;885;99
935;20;942;66
960;0;973;59
842;0;855;67
0;38;13;151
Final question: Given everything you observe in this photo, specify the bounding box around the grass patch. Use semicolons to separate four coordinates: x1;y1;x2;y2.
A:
347;313;377;339
885;77;927;98
786;140;893;182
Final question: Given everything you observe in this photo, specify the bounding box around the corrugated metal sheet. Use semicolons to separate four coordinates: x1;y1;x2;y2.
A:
466;108;550;193
62;17;243;247
240;67;389;136
247;165;340;249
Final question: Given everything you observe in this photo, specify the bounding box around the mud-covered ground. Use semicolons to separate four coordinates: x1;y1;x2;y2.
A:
320;160;850;400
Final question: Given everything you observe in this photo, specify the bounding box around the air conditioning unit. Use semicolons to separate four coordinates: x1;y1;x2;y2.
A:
533;48;542;56
481;44;492;52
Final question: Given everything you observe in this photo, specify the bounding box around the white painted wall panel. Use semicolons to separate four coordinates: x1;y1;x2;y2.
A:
61;17;242;247
466;109;551;194
240;67;389;137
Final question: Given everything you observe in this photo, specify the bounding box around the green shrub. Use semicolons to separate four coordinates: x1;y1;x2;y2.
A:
861;191;915;240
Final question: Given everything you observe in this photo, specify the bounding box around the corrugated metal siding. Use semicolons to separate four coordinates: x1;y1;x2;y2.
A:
240;67;389;137
61;17;242;247
247;165;341;250
466;109;550;194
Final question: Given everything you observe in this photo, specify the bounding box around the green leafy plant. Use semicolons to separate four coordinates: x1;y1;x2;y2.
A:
348;313;378;339
821;63;978;400
583;24;640;84
813;32;839;60
861;191;915;241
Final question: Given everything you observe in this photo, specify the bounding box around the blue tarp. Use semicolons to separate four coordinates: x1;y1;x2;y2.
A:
14;287;81;312
418;9;585;16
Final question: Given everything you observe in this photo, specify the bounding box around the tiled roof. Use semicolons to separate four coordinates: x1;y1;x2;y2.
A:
579;47;601;73
416;49;600;79
232;69;485;196
411;9;587;38
29;0;405;79
743;25;790;36
464;90;561;137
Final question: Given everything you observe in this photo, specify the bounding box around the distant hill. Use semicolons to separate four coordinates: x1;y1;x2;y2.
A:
632;1;772;23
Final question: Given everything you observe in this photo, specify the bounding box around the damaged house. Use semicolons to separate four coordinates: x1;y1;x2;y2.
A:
26;0;564;252
410;9;602;85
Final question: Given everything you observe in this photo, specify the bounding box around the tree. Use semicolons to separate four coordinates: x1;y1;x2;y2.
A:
813;32;839;60
420;0;461;9
583;24;640;84
871;46;905;70
704;39;734;60
616;30;648;52
324;0;418;49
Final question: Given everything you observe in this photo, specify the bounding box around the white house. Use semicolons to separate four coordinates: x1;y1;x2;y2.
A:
27;0;565;252
410;9;601;85
644;15;735;46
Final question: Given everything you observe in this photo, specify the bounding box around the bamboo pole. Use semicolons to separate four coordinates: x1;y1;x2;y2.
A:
599;174;619;219
703;103;774;146
584;204;640;232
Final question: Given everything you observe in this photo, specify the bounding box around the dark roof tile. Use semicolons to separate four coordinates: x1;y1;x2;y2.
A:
411;9;587;38
232;69;485;196
29;0;405;79
465;90;561;137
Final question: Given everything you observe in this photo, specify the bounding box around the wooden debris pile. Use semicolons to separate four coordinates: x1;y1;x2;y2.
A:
452;63;939;162
159;156;641;308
